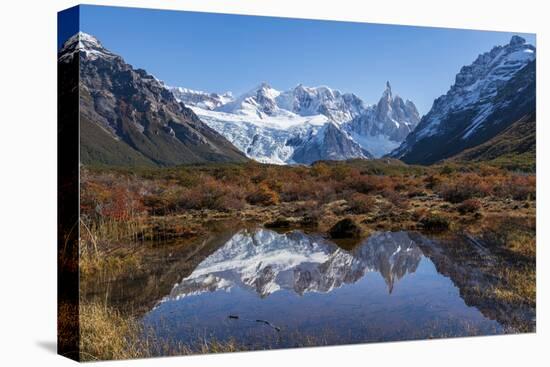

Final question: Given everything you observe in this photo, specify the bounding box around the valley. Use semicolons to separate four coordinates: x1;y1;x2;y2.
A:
75;160;536;359
57;29;537;361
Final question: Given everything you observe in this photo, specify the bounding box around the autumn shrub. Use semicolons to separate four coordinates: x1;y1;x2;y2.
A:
347;193;376;214
280;181;315;202
330;165;357;181
287;200;323;227
198;182;228;210
81;179;145;221
142;176;246;213
437;183;473;203
142;192;170;215
246;182;280;206
495;175;536;200
346;174;394;195
424;174;442;190
219;186;247;211
457;199;482;214
183;177;246;211
436;174;492;203
419;213;451;231
394;181;408;192
382;189;409;209
311;162;331;177
411;207;429;221
281;178;340;203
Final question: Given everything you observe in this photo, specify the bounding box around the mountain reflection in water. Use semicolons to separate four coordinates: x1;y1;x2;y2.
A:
142;228;518;348
164;230;422;300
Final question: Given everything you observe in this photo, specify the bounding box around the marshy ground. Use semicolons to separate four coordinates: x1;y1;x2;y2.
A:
66;159;535;361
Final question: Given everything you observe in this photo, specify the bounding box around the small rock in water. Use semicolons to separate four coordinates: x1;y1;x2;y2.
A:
329;218;361;239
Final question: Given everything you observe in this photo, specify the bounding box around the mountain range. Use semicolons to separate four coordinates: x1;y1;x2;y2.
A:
171;36;535;166
170;81;420;164
62;32;535;167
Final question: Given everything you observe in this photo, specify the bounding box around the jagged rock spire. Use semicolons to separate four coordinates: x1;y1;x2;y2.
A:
510;35;526;46
382;81;393;99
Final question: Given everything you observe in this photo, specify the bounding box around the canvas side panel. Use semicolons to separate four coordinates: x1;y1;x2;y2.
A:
57;5;80;362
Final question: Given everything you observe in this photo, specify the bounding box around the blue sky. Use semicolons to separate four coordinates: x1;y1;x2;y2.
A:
59;5;536;114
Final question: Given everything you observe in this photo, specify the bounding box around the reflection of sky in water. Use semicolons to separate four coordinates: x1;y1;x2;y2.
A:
142;229;504;349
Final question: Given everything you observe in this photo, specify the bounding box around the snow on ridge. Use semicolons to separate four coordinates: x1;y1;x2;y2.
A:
59;31;117;62
171;81;419;163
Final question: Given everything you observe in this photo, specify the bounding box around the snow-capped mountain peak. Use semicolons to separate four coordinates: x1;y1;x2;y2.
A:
171;80;419;163
59;31;118;62
276;84;365;123
170;87;234;110
217;82;284;118
390;35;536;164
342;82;420;157
450;35;534;97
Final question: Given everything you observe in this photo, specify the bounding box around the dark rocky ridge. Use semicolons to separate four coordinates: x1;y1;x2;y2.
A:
391;36;536;165
449;112;535;169
59;32;247;167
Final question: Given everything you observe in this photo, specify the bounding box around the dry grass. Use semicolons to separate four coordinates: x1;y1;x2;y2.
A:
488;226;536;307
78;302;243;361
506;229;537;260
79;302;152;361
491;266;536;306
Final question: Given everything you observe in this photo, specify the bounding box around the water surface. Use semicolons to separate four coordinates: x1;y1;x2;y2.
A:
141;228;510;349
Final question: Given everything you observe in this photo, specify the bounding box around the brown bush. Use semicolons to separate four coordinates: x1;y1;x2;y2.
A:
190;177;246;211
311;162;330;177
457;199;482;214
246;182;280;206
495;175;536;200
424;174;442;190
436;174;492;203
347;193;376;214
81;179;145;220
346;174;394;195
143;176;246;213
382;189;409;209
419;213;451;232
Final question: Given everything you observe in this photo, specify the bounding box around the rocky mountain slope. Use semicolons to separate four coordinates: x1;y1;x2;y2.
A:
391;36;536;165
449;112;535;171
59;32;247;167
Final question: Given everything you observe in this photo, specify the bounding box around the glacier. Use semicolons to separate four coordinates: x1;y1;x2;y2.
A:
169;81;420;164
